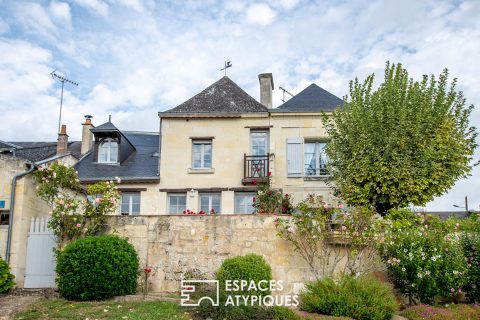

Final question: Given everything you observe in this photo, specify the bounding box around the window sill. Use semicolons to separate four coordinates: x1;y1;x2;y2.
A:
304;175;332;181
94;162;119;165
188;168;215;174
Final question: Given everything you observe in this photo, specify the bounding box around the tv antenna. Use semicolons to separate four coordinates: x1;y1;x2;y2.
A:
50;70;78;134
220;60;232;76
279;86;293;103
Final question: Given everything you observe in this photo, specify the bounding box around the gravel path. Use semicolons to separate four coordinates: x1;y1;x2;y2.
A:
0;290;52;320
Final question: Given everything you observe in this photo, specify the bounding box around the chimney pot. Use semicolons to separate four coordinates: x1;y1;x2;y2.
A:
258;73;274;108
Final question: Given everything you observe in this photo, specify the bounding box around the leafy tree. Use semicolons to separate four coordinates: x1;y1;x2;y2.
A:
323;62;477;215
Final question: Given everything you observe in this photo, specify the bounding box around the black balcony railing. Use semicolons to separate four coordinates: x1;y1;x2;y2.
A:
243;154;269;184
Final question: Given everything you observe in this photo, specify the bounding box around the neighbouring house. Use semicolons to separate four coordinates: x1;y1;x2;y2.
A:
74;119;160;215
0;125;82;286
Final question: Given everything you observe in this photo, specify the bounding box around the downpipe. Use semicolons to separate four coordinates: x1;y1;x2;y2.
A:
5;164;35;263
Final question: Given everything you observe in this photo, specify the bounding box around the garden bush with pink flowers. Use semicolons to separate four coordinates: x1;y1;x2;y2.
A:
379;209;478;304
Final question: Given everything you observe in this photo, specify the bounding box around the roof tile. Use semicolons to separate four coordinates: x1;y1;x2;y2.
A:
163;76;268;114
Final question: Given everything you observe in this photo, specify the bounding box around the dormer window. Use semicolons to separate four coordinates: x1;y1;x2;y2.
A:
98;138;118;163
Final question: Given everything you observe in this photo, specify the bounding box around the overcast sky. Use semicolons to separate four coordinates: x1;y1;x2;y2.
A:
0;0;478;211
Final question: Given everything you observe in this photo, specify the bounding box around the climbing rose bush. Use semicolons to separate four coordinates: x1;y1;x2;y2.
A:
253;172;293;214
34;162;120;249
276;194;381;278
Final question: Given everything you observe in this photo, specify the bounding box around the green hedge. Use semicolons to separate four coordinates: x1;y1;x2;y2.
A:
0;257;15;293
56;235;139;300
300;276;398;320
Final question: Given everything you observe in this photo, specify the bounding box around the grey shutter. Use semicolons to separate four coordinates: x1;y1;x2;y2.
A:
287;137;303;177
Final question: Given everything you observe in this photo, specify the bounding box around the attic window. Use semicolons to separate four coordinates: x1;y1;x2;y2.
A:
99;138;118;163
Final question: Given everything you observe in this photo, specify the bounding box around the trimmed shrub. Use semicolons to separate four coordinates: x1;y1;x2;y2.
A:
0;257;15;293
198;254;274;320
56;235;139;300
300;276;398;320
216;253;272;296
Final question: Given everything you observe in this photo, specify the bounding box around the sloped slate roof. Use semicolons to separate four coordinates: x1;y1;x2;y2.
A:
426;211;471;220
90;121;118;132
75;132;159;183
273;84;344;112
0;140;19;149
163;76;268;114
4;141;82;162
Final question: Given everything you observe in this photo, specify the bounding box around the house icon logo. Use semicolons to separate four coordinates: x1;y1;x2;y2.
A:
180;280;220;307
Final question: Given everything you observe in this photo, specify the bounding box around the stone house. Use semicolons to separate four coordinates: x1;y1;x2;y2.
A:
74;74;343;216
1;72;343;291
0;126;81;286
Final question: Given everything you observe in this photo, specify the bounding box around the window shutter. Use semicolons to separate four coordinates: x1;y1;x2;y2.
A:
287;137;303;177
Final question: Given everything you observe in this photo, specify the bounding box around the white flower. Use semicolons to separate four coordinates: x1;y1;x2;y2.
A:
418;273;423;278
402;267;406;272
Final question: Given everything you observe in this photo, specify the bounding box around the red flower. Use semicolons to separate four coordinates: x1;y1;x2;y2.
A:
144;267;152;273
253;197;256;202
284;193;289;197
252;179;257;185
267;171;272;176
199;211;206;215
183;210;186;214
282;206;286;212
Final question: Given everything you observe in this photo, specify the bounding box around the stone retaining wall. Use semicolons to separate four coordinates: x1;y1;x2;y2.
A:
108;215;314;295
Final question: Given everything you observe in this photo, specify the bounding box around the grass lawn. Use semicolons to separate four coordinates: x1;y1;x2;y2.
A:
14;298;355;320
14;299;192;320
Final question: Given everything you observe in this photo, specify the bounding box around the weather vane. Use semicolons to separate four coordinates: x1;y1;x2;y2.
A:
220;60;232;76
50;70;78;134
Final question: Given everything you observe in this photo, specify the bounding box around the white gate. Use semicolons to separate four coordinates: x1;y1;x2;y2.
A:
24;217;57;288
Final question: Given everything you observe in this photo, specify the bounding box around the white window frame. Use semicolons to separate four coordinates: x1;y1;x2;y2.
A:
192;140;212;169
199;193;221;213
234;193;256;214
121;192;141;216
304;141;328;177
98;138;118;163
168;193;187;214
250;130;269;156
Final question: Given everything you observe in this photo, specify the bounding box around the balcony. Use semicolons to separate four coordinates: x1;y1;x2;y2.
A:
242;154;269;185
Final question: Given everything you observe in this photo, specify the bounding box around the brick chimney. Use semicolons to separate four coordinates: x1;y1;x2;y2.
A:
81;115;94;154
57;124;68;156
258;73;274;108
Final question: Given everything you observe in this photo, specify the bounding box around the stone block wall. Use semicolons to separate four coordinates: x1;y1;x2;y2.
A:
109;215;315;295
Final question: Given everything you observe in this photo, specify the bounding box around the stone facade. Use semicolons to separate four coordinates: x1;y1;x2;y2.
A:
109;215;315;295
